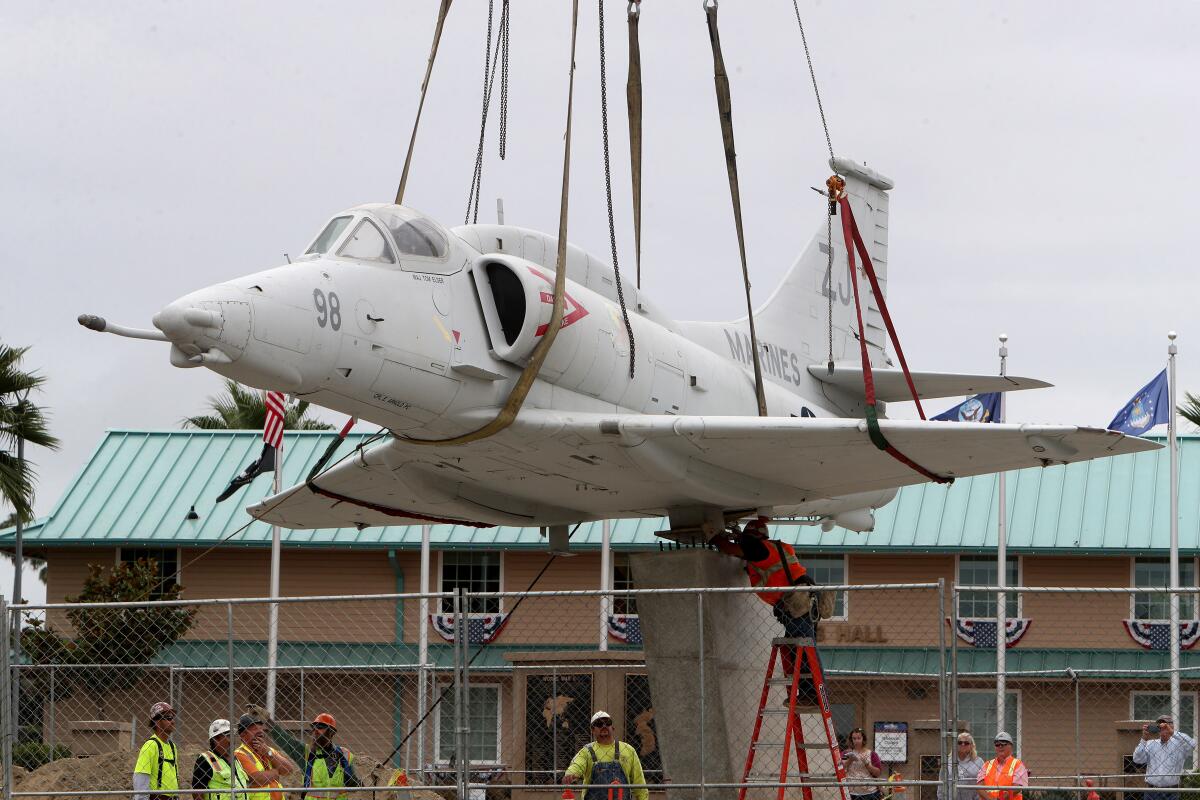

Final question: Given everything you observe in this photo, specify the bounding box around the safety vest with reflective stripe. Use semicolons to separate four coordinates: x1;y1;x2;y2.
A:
200;750;251;800
980;757;1024;800
745;540;807;605
304;746;355;800
235;744;284;800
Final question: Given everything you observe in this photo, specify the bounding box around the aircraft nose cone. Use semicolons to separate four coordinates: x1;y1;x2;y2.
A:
154;289;252;362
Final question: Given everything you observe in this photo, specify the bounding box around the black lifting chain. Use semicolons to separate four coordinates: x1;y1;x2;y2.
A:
598;0;637;378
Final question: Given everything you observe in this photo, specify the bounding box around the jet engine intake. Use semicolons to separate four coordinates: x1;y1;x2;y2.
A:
471;255;560;365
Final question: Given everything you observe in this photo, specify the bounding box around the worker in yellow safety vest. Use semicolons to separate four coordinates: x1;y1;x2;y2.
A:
133;701;179;800
976;732;1028;800
301;713;361;800
191;719;250;800
235;713;296;800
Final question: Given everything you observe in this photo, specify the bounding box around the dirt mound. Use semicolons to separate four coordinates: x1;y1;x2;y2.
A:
20;751;164;800
18;750;451;800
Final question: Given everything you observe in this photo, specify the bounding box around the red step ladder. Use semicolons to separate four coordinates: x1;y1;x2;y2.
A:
739;637;849;800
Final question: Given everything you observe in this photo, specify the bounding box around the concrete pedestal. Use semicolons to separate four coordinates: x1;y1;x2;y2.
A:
629;551;769;800
631;550;835;800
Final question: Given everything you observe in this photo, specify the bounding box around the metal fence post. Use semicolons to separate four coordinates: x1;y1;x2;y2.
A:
454;589;467;800
227;602;237;800
1;597;11;800
949;585;959;800
299;666;306;726
48;664;55;761
698;591;706;800
938;579;950;800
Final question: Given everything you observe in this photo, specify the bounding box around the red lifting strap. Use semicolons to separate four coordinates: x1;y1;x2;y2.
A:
837;193;950;485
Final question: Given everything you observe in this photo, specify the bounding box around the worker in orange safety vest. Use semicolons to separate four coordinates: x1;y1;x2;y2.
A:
976;732;1027;800
714;517;823;689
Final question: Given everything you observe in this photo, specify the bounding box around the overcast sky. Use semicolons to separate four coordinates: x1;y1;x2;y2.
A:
3;2;1198;600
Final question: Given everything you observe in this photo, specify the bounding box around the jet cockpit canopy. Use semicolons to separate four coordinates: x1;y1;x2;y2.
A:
303;204;450;265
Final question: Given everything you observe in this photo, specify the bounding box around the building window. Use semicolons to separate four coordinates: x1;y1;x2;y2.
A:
958;690;1020;749
613;554;637;615
440;551;502;614
1131;693;1196;766
957;556;1019;618
1134;558;1196;620
118;548;179;598
437;684;501;764
796;554;847;619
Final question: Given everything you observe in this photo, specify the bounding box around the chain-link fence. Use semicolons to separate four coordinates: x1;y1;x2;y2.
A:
4;583;1200;800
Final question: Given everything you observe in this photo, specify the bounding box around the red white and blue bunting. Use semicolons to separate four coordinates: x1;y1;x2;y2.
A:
949;618;1031;648
607;615;643;646
1122;620;1200;651
429;613;509;645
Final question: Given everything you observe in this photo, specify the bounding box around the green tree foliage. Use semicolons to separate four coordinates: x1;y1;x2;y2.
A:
183;378;333;430
0;343;60;520
21;558;196;716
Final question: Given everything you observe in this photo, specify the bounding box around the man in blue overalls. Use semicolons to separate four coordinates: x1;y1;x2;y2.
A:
562;711;649;800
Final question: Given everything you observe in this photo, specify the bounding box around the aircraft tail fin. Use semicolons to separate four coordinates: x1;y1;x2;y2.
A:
754;157;894;370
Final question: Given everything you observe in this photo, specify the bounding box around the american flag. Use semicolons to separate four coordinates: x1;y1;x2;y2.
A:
608;615;643;645
429;613;509;644
263;391;285;449
1123;620;1200;650
950;618;1032;648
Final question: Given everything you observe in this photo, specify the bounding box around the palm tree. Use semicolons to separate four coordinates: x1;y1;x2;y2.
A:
1180;392;1200;430
1;511;47;584
183;378;333;430
0;344;60;521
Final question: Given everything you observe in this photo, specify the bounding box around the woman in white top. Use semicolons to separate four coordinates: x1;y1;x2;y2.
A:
938;732;985;800
843;727;884;800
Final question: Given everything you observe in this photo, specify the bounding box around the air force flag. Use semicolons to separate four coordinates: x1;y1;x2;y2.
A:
933;393;1001;423
1109;370;1170;435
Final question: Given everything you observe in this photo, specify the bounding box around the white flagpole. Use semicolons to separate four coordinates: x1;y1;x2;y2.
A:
997;333;1008;732
600;519;612;651
265;415;283;718
1169;331;1180;726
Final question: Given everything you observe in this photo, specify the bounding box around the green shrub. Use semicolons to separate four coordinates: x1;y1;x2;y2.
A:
13;741;71;770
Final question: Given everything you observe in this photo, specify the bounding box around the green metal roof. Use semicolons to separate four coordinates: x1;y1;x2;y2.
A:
1;429;1195;554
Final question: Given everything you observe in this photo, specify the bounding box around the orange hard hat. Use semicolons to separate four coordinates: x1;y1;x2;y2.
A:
311;712;338;731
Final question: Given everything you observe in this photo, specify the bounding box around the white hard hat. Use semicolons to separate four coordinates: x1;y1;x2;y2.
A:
209;719;232;739
590;711;613;726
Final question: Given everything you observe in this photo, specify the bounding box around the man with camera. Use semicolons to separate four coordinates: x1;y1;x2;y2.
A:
1134;714;1196;800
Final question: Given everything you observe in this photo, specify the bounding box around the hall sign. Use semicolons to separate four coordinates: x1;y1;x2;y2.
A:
817;624;889;643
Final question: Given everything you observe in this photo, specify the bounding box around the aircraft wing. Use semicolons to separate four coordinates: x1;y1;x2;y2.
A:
808;364;1050;401
249;411;1159;530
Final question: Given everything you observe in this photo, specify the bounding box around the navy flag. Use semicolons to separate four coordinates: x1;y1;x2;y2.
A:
932;392;1001;423
1108;369;1170;435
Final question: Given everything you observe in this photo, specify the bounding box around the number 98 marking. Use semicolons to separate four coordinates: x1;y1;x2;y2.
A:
313;289;342;331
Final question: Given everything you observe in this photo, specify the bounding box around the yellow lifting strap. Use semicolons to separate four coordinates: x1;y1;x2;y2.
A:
704;0;768;417
404;0;580;446
626;1;643;288
395;0;454;205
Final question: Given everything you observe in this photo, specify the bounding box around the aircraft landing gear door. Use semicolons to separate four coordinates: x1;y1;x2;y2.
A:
650;361;685;415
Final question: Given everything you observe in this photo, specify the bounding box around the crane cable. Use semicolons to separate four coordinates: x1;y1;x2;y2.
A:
626;1;643;289
598;0;637;379
464;0;512;224
704;0;768;417
833;179;949;484
395;0;453;206
405;0;581;447
787;0;838;374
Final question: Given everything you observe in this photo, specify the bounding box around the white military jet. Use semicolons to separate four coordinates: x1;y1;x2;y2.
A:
82;158;1158;537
